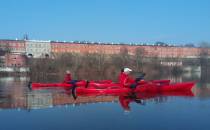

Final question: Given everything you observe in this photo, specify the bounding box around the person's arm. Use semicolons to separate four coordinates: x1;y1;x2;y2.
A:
63;77;67;83
69;74;72;81
123;77;132;87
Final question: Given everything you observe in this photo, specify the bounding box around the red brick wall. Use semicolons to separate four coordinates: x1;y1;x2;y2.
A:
0;40;25;53
51;42;205;58
0;40;208;59
4;53;26;67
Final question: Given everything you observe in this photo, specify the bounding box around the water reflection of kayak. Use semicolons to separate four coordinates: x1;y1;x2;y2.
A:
118;91;194;111
70;90;194;111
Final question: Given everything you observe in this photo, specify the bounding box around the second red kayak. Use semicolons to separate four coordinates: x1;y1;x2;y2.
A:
74;81;195;95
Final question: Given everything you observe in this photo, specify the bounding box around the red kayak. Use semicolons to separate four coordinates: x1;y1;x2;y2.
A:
31;80;112;89
74;81;195;95
31;79;170;90
72;88;194;97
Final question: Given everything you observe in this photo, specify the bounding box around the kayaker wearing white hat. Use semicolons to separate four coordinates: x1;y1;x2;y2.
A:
119;68;146;89
124;68;132;73
118;68;135;88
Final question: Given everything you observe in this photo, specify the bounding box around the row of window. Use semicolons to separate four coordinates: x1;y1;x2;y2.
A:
53;50;80;53
10;48;25;51
27;44;50;48
27;49;50;52
10;64;22;67
0;43;24;46
52;49;121;54
52;45;121;49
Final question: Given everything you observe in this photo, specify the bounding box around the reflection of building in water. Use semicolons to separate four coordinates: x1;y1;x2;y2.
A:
164;76;183;83
0;76;118;110
26;92;118;109
0;77;28;110
0;90;117;110
0;77;29;86
0;94;27;110
26;92;53;109
52;93;118;106
149;96;168;103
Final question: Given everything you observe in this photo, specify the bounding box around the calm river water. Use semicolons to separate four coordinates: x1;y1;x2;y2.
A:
0;72;210;130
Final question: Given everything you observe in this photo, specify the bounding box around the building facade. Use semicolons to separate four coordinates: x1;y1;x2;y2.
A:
0;39;25;54
0;40;26;68
50;42;205;58
25;40;51;58
4;53;27;67
1;39;210;69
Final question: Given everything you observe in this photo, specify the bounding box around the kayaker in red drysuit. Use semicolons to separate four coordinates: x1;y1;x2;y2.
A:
118;68;135;88
63;70;72;83
119;68;146;89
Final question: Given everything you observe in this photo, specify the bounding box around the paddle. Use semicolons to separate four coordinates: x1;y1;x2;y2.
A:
135;73;146;82
27;81;32;91
134;99;146;105
128;93;146;105
71;83;77;99
71;80;90;99
85;80;90;88
130;73;146;89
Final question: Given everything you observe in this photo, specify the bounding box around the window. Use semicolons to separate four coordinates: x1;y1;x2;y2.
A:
28;54;33;57
45;54;49;58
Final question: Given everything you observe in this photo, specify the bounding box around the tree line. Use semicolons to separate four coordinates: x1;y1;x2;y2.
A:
28;47;180;82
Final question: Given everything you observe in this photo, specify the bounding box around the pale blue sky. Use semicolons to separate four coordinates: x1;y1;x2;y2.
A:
0;0;210;44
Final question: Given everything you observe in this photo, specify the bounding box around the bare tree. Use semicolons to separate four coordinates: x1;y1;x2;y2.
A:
199;42;210;83
119;46;130;67
135;47;145;72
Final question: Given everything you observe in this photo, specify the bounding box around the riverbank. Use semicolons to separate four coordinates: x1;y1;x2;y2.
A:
26;52;186;81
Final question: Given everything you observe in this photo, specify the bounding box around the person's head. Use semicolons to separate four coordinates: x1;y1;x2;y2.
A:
123;68;132;74
66;70;71;74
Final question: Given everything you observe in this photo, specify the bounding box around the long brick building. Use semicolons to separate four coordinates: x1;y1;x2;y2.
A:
50;42;202;58
0;39;209;68
0;40;27;69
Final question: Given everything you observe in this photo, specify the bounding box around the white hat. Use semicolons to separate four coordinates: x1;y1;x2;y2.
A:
124;68;132;73
66;70;70;74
